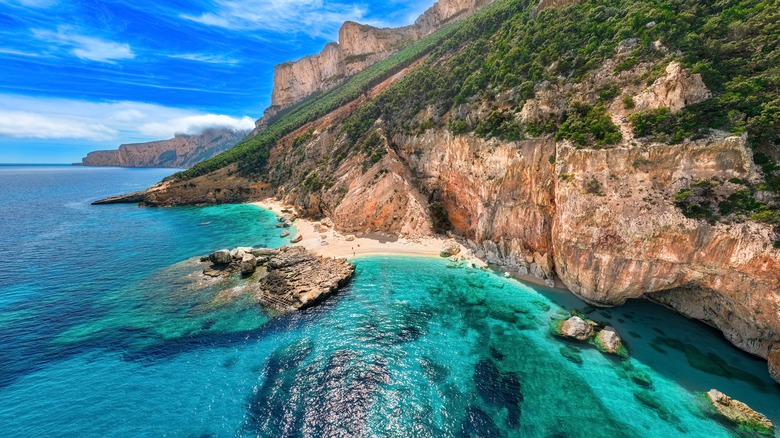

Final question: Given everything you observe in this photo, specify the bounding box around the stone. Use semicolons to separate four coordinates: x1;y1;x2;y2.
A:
634;61;712;112
320;234;328;239
440;242;461;258
321;218;334;228
768;345;780;384
345;235;356;242
209;249;232;265
319;226;330;233
240;254;257;275
559;316;594;341
280;230;290;238
291;235;303;244
706;389;774;433
545;278;556;288
595;326;624;355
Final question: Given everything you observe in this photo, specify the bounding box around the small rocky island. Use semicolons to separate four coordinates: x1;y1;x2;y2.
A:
201;246;354;311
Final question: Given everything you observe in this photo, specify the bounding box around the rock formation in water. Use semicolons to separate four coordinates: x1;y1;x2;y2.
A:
706;389;774;433
202;246;354;311
264;0;492;123
96;0;780;381
80;128;249;168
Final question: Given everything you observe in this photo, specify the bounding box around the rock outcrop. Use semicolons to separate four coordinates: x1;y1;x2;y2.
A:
595;326;624;355
266;0;492;117
80;128;249;168
559;316;594;341
706;389;774;433
202;246;354;311
633;61;712;112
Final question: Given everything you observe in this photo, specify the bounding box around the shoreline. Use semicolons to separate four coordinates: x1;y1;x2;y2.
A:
251;198;569;291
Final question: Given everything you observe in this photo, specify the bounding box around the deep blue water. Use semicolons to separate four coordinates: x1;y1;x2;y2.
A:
0;165;778;437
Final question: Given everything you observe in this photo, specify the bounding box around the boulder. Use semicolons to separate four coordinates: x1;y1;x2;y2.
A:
319;226;330;233
345;235;356;242
559;316;594;341
595;326;624;355
209;249;232;265
768;345;780;384
280;230;290;238
240;254;257;275
322;218;334;228
544;278;555;288
706;389;774;433
291;235;303;244
440;242;461;258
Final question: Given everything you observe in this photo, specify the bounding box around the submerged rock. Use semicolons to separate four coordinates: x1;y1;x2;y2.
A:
559;316;594;341
706;389;774;434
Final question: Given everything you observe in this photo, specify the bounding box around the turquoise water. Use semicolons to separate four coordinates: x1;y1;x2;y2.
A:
0;165;778;437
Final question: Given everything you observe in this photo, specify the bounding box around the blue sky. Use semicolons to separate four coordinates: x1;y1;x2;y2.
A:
0;0;433;163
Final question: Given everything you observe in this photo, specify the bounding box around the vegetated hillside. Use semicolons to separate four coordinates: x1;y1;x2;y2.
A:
103;0;780;380
80;128;249;169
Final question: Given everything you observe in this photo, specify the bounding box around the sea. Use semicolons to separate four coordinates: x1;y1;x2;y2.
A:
0;164;778;437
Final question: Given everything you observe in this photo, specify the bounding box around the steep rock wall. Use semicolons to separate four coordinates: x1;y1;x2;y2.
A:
268;0;491;111
81;129;248;169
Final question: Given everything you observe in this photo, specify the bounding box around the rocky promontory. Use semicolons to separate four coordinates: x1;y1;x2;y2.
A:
80;128;249;169
202;246;354;311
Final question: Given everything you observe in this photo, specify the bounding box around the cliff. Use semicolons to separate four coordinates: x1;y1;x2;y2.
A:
81;128;249;169
266;0;491;116
96;0;780;381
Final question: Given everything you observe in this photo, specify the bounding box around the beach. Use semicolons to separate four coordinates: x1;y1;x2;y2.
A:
252;198;572;289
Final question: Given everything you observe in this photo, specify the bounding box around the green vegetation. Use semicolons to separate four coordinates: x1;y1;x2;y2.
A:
168;14;470;182
555;102;622;147
166;0;779;232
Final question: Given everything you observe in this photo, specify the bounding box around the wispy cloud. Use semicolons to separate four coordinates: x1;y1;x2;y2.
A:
0;48;42;58
0;94;254;143
0;111;117;141
180;0;368;38
32;26;135;63
0;0;58;8
140;114;254;137
168;53;240;65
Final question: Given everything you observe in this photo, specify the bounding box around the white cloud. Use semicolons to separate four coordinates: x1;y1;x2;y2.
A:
140;114;255;137
181;0;368;38
168;53;240;65
0;111;117;141
32;27;135;63
0;94;255;143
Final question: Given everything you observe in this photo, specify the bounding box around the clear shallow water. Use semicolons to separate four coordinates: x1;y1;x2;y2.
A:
0;165;778;437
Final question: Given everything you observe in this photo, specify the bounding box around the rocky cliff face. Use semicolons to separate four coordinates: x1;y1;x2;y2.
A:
81;128;248;169
97;0;780;382
267;0;491;114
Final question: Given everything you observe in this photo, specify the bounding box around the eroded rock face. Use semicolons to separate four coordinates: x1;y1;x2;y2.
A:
769;346;780;383
706;389;774;433
634;61;712;112
269;0;492;110
81;128;248;168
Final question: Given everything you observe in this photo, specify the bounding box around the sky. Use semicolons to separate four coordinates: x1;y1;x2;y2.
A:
0;0;433;163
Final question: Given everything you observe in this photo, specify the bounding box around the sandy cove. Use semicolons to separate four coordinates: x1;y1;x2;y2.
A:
251;199;567;290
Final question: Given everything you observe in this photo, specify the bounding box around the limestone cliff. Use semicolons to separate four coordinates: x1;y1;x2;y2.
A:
267;0;491;115
81;128;249;169
96;0;780;381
